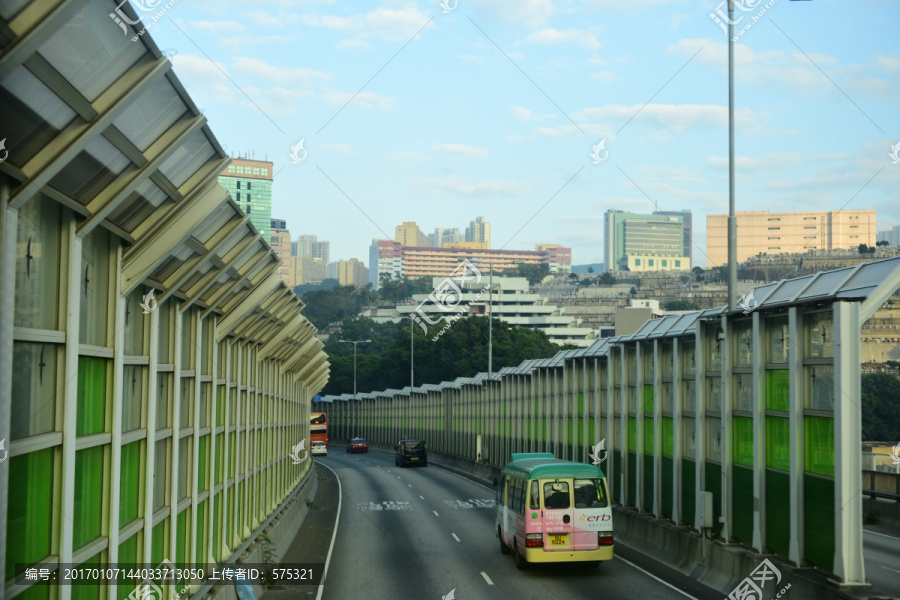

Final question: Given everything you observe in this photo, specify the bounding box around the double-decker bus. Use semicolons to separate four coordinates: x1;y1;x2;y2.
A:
496;453;613;570
310;412;328;446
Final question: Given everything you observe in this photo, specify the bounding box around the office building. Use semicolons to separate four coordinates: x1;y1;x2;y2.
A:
270;219;293;284
369;241;572;289
395;222;431;247
465;216;491;246
654;210;692;263
604;210;689;272
219;157;274;242
326;261;340;280
338;258;370;288
877;226;900;247
706;210;877;266
0;8;328;597
295;234;330;263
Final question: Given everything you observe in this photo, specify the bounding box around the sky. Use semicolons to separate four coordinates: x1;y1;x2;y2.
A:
146;0;900;268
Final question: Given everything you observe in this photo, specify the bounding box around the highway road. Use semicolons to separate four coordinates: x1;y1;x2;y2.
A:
299;446;725;600
863;528;900;598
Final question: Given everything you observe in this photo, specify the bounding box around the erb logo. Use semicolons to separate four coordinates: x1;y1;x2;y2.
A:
579;513;611;522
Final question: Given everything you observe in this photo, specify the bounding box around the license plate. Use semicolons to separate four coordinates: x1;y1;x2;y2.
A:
550;534;567;546
411;457;419;460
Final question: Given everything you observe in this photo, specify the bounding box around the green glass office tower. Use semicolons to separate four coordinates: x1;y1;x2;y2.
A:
219;158;274;242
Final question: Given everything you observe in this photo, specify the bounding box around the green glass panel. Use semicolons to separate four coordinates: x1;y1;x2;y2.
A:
74;446;104;549
733;417;754;467
804;417;834;477
804;474;835;568
578;393;584;415
196;500;207;564
661;455;673;517
151;518;168;566
213;494;221;561
117;535;140;600
6;448;53;577
766;417;790;471
705;461;722;527
628;418;636;452
643;453;654;509
765;370;789;412
766;469;790;555
120;441;141;527
71;553;101;600
732;465;754;543
77;356;107;435
215;433;224;484
199;435;209;492
643;385;654;413
681;458;695;526
662;417;674;456
643;418;654;454
627;452;637;505
176;509;188;566
216;387;225;426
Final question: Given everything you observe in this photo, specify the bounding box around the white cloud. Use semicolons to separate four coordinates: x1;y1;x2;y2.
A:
323;91;397;110
189;20;245;32
320;143;356;154
523;27;602;49
511;106;555;122
412;177;527;197
231;57;331;85
574;103;767;134
432;143;489;157
336;39;373;50
591;70;616;83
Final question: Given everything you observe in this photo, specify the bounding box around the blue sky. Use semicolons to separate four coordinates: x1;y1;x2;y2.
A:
148;0;900;268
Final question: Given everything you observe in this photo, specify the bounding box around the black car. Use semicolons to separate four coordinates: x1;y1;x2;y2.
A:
394;439;427;467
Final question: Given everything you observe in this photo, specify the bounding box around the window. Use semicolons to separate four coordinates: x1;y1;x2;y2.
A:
574;479;609;508
236;192;241;202
850;225;858;229
767;227;780;230
768;217;781;221
648;259;655;266
804;216;816;220
15;194;62;330
236;166;244;174
804;236;816;239
543;481;570;509
262;168;268;176
662;260;668;267
804;226;816;229
252;167;260;175
675;260;681;268
247;194;252;202
74;446;104;549
768;237;780;240
247;181;252;190
6;448;54;577
236;181;241;189
849;215;858;220
769;247;780;250
227;165;235;172
530;480;540;509
850;235;858;239
635;258;641;266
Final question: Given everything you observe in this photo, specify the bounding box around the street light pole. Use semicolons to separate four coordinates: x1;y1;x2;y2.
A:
339;339;370;437
727;0;738;312
410;314;414;389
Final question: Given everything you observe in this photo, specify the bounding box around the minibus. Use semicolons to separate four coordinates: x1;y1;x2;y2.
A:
495;453;613;569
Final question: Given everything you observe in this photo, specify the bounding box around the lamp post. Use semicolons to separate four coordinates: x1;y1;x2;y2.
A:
410;314;414;389
727;0;737;312
339;339;370;437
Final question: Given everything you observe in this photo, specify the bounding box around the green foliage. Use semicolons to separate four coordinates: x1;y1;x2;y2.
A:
858;243;869;254
499;263;550;285
323;316;562;395
598;271;617;285
861;374;900;441
323;316;402;358
665;299;700;311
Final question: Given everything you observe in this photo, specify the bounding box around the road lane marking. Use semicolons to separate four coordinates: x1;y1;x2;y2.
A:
433;510;440;516
452;533;460;542
615;556;699;599
408;484;412;488
314;463;342;600
397;476;402;479
881;565;900;574
865;529;900;541
480;572;494;585
419;495;425;500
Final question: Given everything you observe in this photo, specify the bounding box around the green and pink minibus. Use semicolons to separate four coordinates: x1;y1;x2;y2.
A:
496;453;614;569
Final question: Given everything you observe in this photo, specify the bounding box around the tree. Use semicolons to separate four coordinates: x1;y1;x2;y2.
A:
587;266;594;274
598;271;617;286
861;374;900;441
630;286;637;296
692;266;705;282
665;299;700;311
868;246;876;254
876;240;890;247
512;263;550;285
568;272;579;283
858;243;869;254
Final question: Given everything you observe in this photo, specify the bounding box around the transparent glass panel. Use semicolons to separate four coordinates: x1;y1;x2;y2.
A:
806;365;834;411
153;439;169;511
37;0;145;102
734;322;753;367
734;374;754;412
200;383;211;429
11;342;57;439
157;130;215;188
181;310;195;371
706;377;722;413
804;417;834;476
682;342;696;375
157;373;171;429
707;329;722;370
112;78;187;151
49;135;132;203
178;437;192;501
682;417;696;458
805;312;834;359
662;382;673;414
107;179;171;234
15;194;62;330
766;417;790;471
733;417;753;466
766;316;789;364
158;300;173;363
180;378;194;429
682;379;696;414
122;365;143;433
123;287;148;355
766;370;790;412
79;228;111;346
706;417;722;462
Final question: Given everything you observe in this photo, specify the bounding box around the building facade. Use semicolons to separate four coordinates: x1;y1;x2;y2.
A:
465;216;491;246
654;209;692;264
0;7;328;598
289;255;327;286
429;227;462;247
270;219;293;285
368;241;572;289
604;210;689;272
218;158;274;243
877;225;900;247
706;210;877;267
294;234;329;263
395;222;431;247
338;258;369;288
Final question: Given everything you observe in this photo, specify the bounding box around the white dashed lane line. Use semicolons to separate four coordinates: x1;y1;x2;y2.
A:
419;495;425;500
408;484;412;488
433;511;440;517
480;572;494;585
452;533;460;542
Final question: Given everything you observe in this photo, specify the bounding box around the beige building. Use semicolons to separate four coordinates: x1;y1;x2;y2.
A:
289;255;326;286
338;258;369;287
707;210;876;266
270;219;293;285
444;241;489;249
466;216;491;246
395;221;431;247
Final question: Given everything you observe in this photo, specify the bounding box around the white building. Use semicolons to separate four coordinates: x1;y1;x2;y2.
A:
396;276;597;347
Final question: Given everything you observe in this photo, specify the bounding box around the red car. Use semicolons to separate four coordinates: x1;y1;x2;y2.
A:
346;437;369;453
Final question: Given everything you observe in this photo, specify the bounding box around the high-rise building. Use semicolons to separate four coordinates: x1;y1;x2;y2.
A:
326;261;340;280
270;219;292;285
395;222;431;247
706;210;877;266
295;234;330;263
877;226;900;247
289;255;327;285
338;258;370;287
429;227;463;247
604;210;688;272
369;241;572;289
219;158;274;242
653;210;692;264
465;216;491;246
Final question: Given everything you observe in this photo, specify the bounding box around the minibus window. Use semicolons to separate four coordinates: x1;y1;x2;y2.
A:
529;481;540;509
574;478;609;508
543;482;570;509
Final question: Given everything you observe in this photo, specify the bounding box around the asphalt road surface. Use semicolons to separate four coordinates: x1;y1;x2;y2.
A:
862;527;900;598
297;446;726;600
